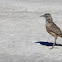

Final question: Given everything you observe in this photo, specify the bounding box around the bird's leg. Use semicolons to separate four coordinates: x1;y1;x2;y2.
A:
51;37;57;49
53;37;57;48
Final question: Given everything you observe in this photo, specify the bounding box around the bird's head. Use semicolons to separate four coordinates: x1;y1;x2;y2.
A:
40;13;52;19
40;13;52;22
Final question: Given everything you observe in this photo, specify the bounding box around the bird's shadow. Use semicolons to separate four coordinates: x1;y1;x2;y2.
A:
35;41;62;46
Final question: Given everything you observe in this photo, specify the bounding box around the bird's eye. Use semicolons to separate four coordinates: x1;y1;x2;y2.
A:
46;15;49;17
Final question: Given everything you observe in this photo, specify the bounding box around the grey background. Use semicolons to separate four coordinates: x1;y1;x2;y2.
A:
0;0;62;62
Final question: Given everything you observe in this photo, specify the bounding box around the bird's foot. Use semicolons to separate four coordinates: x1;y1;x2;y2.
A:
50;46;54;49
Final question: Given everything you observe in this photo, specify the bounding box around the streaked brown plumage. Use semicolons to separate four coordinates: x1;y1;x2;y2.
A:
40;13;62;49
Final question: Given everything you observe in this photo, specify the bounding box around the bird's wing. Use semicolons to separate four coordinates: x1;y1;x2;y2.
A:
48;22;62;35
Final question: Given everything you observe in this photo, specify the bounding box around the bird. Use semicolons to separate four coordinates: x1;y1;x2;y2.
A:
40;13;62;49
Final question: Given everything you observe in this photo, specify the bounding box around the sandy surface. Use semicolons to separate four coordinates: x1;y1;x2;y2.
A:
0;0;62;62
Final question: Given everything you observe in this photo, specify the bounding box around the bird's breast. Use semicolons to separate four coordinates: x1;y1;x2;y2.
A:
46;22;57;37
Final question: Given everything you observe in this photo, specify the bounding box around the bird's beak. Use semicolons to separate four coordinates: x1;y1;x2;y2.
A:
40;15;45;17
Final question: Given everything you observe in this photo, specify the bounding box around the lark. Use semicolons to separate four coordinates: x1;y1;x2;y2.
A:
40;13;62;49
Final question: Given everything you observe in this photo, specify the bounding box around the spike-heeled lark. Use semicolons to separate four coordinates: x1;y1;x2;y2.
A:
40;13;62;49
